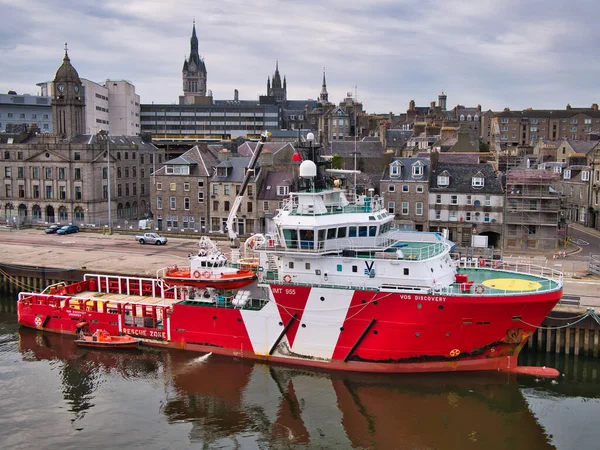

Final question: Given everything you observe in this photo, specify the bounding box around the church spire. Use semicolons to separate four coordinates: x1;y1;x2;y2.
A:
319;68;329;104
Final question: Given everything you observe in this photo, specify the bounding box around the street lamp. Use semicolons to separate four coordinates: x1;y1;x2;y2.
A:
99;130;112;234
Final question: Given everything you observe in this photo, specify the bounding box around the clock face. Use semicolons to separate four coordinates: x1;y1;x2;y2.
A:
57;83;65;93
74;84;79;94
189;62;197;72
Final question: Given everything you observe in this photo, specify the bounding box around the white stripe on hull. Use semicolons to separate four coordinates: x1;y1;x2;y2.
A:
290;287;354;360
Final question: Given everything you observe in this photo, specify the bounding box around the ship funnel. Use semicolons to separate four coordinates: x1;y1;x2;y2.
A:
299;160;317;178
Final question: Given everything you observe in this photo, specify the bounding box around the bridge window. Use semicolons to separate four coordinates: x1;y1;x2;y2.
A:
359;226;368;237
337;264;342;272
369;226;377;236
349;226;357;237
337;227;347;238
327;228;336;239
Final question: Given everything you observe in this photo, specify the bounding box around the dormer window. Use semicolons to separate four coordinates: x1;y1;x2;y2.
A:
582;171;590;181
437;170;450;186
467;115;472;121
472;173;485;187
460;114;465;121
165;165;190;175
277;186;289;196
563;169;571;180
411;162;424;177
553;166;562;174
390;162;402;177
217;167;228;177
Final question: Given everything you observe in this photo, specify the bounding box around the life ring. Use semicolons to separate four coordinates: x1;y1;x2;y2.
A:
193;270;201;279
34;316;43;327
76;284;82;293
283;274;292;283
202;271;211;278
449;348;461;357
475;285;485;295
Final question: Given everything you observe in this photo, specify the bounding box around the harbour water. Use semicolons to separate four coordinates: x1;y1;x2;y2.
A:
1;295;599;450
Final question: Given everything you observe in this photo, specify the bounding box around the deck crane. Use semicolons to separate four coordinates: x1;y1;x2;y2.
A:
227;131;269;247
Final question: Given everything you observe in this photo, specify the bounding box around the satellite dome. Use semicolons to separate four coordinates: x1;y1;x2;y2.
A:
299;160;317;178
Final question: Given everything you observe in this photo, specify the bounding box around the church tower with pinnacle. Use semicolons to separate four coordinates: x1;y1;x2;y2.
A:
267;61;287;104
52;43;86;138
181;21;208;105
319;68;329;104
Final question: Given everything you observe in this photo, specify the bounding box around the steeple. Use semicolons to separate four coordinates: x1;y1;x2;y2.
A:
267;76;271;91
319;68;329;104
182;21;207;101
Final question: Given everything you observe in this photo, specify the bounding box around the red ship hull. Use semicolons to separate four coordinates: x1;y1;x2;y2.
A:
16;274;562;376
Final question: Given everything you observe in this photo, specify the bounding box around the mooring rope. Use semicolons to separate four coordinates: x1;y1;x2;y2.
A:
0;268;38;292
518;308;599;330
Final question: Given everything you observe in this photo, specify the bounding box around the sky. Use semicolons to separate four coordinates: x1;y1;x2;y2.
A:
1;0;599;115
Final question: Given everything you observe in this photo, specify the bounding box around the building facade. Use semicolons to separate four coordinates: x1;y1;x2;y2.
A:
380;157;430;231
429;160;504;248
150;144;219;232
0;93;52;133
0;49;160;227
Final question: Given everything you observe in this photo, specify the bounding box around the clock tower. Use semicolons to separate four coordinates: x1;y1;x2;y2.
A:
52;43;86;137
181;21;208;105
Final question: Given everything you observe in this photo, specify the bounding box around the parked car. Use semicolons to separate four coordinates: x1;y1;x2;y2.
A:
135;232;167;245
44;224;61;234
56;225;80;235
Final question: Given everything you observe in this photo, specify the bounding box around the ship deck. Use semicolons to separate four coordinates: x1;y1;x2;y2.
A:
454;266;562;296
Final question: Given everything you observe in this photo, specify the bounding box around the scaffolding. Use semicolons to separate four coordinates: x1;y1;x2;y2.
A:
504;169;563;251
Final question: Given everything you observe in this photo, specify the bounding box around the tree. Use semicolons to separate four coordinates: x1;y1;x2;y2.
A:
331;155;343;170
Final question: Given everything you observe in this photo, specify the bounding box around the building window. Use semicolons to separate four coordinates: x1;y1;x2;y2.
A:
401;202;409;215
103;185;108;199
156;182;162;190
170;183;176;191
485;195;491;206
117;167;122;178
45;168;52;179
198;192;204;203
388;201;395;214
388;185;395;192
74;168;81;180
277;186;290;196
416;185;423;193
416;202;423;215
435;210;441;220
563;169;571;180
472;176;484;187
125;183;130;196
103;167;107;179
466;212;471;221
437;175;449;186
213;200;219;211
184;182;190;191
402;185;409;193
45;185;52;199
125;167;130;178
263;201;269;212
466;195;472;205
582;171;590;181
117;184;122;196
157;197;162;209
170;197;176;209
32;167;39;179
74;152;81;160
224;201;230;212
484;212;490;222
33;185;39;198
247;202;253;213
224;184;230;195
132;167;137;177
436;194;442;204
75;186;82;200
212;185;218;195
59;185;66;200
184;197;190;210
198;179;204;188
450;195;458;205
412;164;423;176
390;165;400;177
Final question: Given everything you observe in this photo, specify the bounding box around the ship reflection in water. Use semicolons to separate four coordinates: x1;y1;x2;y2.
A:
14;327;582;449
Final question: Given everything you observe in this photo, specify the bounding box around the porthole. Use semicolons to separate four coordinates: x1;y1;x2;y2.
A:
415;332;421;337
320;296;325;301
361;299;367;304
301;324;306;328
340;327;345;332
438;305;444;310
446;332;451;337
373;301;378;305
212;316;217;320
373;330;378;335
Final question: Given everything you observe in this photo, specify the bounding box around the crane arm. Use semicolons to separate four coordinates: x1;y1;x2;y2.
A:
227;131;269;245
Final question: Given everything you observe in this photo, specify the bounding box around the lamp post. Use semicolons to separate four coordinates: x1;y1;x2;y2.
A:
99;130;112;234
